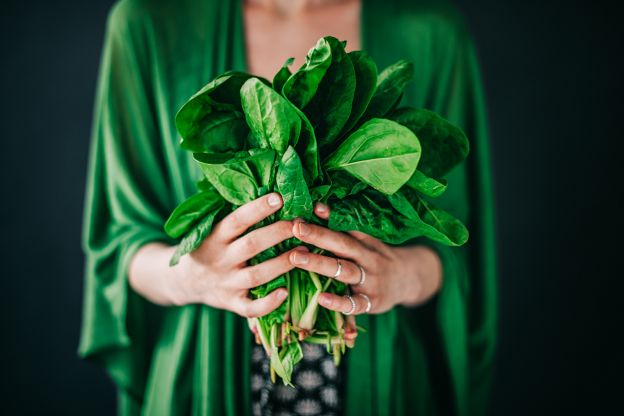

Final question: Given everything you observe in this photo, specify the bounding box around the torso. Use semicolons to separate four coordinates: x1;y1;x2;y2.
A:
242;0;361;79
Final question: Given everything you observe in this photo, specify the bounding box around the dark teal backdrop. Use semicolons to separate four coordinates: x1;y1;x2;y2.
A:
0;0;621;415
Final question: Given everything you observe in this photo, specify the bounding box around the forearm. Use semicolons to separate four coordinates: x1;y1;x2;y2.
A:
397;245;443;307
128;242;181;306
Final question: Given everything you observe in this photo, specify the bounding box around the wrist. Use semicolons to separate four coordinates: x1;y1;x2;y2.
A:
397;245;442;307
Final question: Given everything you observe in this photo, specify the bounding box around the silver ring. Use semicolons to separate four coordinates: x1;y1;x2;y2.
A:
343;295;356;315
356;264;366;286
333;259;343;279
358;293;372;313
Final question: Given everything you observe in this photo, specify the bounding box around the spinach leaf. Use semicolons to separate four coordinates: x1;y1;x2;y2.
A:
389;107;470;178
241;77;302;154
405;169;448;198
175;71;265;153
275;146;313;220
325;118;421;194
326;170;368;199
328;189;415;243
361;60;414;120
169;199;227;266
292;106;322;183
339;51;378;136
282;37;332;108
328;188;468;246
301;37;356;150
180;111;249;153
164;188;224;239
387;188;469;246
194;149;276;206
272;57;294;94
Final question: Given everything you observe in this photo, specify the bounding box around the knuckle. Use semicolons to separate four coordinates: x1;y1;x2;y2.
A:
240;303;255;318
245;268;262;288
277;220;293;237
223;211;242;233
241;235;257;253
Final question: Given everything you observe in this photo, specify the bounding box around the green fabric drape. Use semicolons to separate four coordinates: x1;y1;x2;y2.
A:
78;0;497;415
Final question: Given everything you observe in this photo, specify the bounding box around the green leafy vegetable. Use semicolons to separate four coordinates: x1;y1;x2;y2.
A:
241;78;302;154
272;57;294;94
389;107;469;177
361;59;414;120
325;118;421;194
164;35;470;386
164;189;224;239
275;146;313;220
169;199;227;266
340;50;378;135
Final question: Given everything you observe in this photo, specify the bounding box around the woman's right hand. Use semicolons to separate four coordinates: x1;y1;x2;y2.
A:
169;192;305;318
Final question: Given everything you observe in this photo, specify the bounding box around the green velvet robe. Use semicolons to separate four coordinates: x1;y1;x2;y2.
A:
77;0;497;415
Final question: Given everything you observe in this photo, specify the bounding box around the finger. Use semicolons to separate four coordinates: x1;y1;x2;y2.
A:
347;230;391;255
213;193;283;242
228;220;294;264
344;314;358;347
235;288;288;318
289;251;362;285
318;292;367;315
292;220;366;260
313;202;330;220
234;246;308;289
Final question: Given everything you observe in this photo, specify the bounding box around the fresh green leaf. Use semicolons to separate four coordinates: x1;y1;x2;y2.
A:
389;107;470;177
339;51;378;135
272;57;294;94
301;36;356;150
164;189;223;239
175;71;265;153
325;118;421;194
180;111;249;153
275;146;313;220
328;189;413;243
169;199;227;265
292;106;322;183
387;188;469;246
194;149;276;205
361;60;414;120
282;38;332;108
241;78;302;154
405;169;448;198
328;187;467;246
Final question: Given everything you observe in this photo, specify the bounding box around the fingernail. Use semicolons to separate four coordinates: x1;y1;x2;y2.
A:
292;251;309;265
268;193;281;207
316;203;328;213
277;290;288;300
293;246;309;252
318;294;331;307
298;222;310;236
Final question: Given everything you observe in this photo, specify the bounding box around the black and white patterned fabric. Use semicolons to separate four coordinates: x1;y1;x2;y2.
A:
251;339;346;416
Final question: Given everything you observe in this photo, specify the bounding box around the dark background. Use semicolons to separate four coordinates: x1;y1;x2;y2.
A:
1;0;621;414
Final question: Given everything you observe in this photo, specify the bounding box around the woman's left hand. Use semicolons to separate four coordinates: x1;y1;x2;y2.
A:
289;202;443;316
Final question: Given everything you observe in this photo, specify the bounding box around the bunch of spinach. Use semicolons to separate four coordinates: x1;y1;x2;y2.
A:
164;36;470;385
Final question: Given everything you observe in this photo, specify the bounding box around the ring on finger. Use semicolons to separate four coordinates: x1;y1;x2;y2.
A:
358;293;372;313
356;264;366;286
343;294;356;315
333;259;343;279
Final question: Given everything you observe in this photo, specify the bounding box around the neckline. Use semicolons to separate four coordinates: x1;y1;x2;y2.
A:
236;0;367;76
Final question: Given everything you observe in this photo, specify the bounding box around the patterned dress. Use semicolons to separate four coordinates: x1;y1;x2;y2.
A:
251;339;347;416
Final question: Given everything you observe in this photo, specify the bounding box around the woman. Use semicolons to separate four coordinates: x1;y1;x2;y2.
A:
78;0;497;415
